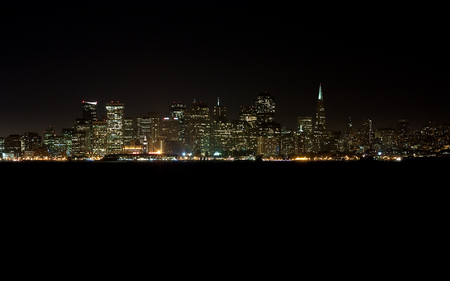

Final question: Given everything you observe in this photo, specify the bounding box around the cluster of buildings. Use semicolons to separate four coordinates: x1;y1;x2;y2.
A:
1;84;449;161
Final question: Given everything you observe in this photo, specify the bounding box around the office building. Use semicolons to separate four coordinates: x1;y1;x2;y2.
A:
106;102;125;154
92;120;107;156
314;83;327;151
82;101;97;122
72;119;91;157
136;112;160;152
189;101;211;156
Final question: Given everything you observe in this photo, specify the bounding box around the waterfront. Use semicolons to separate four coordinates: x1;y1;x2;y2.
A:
2;157;446;277
2;157;447;184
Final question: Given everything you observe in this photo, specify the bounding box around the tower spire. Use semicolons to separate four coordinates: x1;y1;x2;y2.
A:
318;83;323;100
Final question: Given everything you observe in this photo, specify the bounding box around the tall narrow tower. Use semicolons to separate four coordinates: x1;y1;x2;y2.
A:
314;83;327;150
106;101;125;154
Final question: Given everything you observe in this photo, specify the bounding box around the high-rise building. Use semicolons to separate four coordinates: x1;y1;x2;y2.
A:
82;101;97;122
92;121;107;156
170;102;187;143
255;92;280;136
106;102;125;154
362;118;373;145
4;134;22;157
62;128;73;156
21;132;41;152
213;97;227;121
235;106;257;153
189;101;211;156
298;117;313;135
297;117;313;153
254;92;280;155
136;112;160;152
43;126;56;154
397;119;409;137
314;83;327;151
343;117;355;152
123;117;134;145
255;92;275;124
211;97;232;156
72;119;91;157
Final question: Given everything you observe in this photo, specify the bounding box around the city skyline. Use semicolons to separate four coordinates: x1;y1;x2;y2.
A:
2;84;449;161
1;84;449;138
1;3;449;137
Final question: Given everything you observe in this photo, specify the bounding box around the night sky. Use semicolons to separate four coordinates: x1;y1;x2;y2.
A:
1;2;448;137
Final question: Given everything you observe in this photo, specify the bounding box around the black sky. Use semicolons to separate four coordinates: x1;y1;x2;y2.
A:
1;2;448;136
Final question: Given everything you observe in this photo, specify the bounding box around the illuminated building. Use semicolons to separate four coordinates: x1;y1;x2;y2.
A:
4;134;22;157
123;117;134;145
255;92;275;124
161;117;184;154
62;128;73;156
255;92;280;155
21;132;41;152
211;98;232;156
189;101;211;156
82;101;97;122
170;102;187;142
106;102;125;154
397;119;409;147
255;92;280;137
343;117;355;151
314;83;327;151
0;137;4;154
92;120;107;156
298;117;313;135
362;118;373;145
213;97;226;120
297;116;313;153
375;128;397;149
72;119;91;157
280;128;296;156
327;130;343;153
136;112;160;152
161;117;180;141
122;140;144;154
170;102;187;147
43;126;56;154
257;135;279;156
235;106;258;153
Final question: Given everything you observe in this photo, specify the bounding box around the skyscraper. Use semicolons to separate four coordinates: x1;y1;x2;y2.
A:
211;97;232;156
314;83;327;151
213;97;226;121
298;117;313;135
255;92;275;124
136;112;160;152
106;102;125;154
92;120;107;156
255;92;280;156
255;92;279;137
82;101;97;122
170;102;187;143
297;116;313;153
189;101;211;156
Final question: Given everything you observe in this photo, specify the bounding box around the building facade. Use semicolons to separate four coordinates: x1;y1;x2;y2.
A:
106;102;125;154
314;83;327;151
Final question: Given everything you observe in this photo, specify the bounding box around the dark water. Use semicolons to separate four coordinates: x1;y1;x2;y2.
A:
1;158;446;274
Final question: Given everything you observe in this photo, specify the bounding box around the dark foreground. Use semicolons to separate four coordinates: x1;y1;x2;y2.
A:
1;158;447;276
